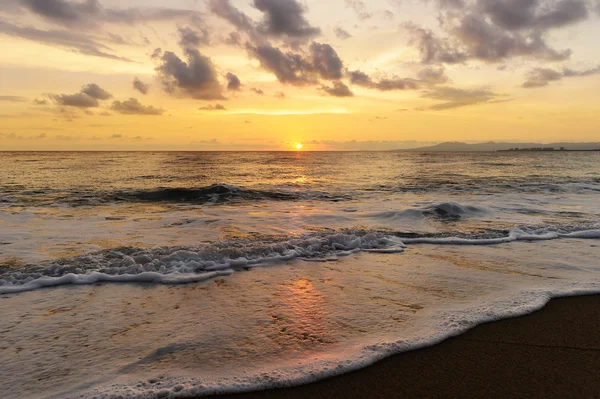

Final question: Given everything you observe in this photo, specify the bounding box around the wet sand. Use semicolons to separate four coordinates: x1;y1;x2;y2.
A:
212;295;600;399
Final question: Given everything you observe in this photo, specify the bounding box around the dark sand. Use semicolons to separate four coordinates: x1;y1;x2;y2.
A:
211;295;600;399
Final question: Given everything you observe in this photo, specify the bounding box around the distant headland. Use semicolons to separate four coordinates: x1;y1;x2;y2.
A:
399;142;600;152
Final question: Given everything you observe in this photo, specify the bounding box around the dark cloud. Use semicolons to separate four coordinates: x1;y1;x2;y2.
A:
522;65;600;88
0;96;27;102
12;0;205;29
310;42;344;80
209;0;320;43
247;44;315;85
226;73;242;91
320;81;354;97
81;83;112;100
198;104;227;111
345;0;372;20
254;0;321;40
348;70;419;91
111;98;164;115
251;88;265;95
46;83;112;108
478;0;588;31
334;26;352;40
208;0;256;36
408;0;594;64
451;14;571;62
150;48;163;59
421;87;503;110
0;19;132;62
247;42;344;85
49;93;99;108
177;26;210;50
133;77;150;95
155;49;225;100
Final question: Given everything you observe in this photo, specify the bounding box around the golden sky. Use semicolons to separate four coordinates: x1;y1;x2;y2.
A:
1;0;599;150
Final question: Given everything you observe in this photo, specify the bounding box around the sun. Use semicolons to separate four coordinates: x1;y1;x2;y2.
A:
295;143;303;150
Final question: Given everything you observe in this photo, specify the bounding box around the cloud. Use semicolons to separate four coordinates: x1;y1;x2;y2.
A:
406;0;595;64
247;42;344;85
177;26;210;50
522;65;600;88
403;23;467;64
208;0;256;36
133;77;150;95
275;92;286;99
11;0;205;29
334;26;352;40
46;83;112;108
478;0;589;31
345;0;372;20
0;19;132;61
155;48;225;100
198;104;227;111
348;70;419;91
451;14;571;62
111;98;165;115
247;44;315;85
417;66;449;84
0;96;27;102
421;87;504;110
209;0;320;43
320;81;354;97
226;73;242;91
253;0;321;40
310;42;344;80
81;83;112;100
251;88;265;95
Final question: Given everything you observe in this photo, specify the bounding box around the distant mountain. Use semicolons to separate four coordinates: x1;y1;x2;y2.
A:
400;141;600;152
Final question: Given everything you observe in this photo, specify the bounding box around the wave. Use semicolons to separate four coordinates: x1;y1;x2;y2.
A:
369;202;485;221
1;227;598;295
0;184;354;206
3;178;600;208
119;184;299;203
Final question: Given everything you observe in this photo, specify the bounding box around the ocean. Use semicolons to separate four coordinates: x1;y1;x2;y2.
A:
1;151;599;398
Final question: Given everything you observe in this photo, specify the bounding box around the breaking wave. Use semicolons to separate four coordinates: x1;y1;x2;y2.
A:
1;227;598;295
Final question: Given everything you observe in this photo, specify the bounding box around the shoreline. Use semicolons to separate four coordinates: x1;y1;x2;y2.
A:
210;294;600;399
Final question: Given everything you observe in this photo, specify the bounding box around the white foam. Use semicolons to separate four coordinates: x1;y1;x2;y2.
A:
61;285;600;399
2;229;598;295
2;240;599;399
0;233;407;294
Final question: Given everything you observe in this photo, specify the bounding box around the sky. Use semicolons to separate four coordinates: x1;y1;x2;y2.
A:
0;0;599;151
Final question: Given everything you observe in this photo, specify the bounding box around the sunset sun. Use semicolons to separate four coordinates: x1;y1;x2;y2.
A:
296;143;304;150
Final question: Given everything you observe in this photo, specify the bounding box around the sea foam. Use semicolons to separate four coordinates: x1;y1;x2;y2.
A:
1;228;598;295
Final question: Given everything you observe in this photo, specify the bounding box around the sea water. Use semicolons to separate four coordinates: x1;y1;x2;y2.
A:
0;151;598;398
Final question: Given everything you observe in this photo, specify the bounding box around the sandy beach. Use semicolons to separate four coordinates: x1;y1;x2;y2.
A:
212;295;600;399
